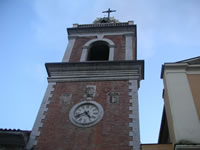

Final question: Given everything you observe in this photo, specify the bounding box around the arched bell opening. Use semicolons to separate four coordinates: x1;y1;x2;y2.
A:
87;41;109;61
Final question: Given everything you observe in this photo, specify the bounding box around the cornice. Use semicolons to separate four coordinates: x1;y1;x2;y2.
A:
67;23;136;35
161;63;200;78
45;60;144;82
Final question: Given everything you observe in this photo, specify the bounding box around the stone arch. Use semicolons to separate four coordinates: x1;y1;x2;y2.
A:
84;38;115;48
80;38;115;61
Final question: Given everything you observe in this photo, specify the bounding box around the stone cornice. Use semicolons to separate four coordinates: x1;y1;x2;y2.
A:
161;63;200;78
45;60;144;82
67;22;136;35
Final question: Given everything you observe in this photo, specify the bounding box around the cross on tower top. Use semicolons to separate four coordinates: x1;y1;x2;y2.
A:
102;8;116;21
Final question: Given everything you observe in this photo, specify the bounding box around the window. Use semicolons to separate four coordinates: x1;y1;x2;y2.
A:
87;41;109;61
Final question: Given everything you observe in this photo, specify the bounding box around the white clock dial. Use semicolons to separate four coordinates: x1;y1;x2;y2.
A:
69;101;104;127
74;104;99;124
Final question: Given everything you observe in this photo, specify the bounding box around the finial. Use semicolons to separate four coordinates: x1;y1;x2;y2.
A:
102;8;116;21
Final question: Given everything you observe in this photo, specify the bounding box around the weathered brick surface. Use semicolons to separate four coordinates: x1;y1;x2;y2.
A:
104;35;126;60
69;36;96;62
69;35;126;62
35;81;132;150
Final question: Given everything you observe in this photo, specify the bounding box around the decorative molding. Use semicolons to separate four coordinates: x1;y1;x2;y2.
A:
59;93;72;105
161;63;200;78
76;22;130;28
84;85;96;100
106;92;120;104
67;22;136;35
68;32;135;38
26;83;56;150
128;80;140;150
97;34;104;39
83;38;115;47
45;61;144;82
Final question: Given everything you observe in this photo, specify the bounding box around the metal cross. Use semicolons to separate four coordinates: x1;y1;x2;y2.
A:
102;8;116;21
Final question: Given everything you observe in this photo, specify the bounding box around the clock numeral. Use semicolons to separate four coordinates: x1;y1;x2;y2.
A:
75;114;79;118
91;116;96;119
92;108;98;111
83;119;86;123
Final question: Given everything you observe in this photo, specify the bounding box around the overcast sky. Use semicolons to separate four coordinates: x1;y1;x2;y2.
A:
0;0;200;143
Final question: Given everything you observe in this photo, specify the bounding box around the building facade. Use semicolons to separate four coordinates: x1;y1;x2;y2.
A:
26;18;144;150
159;57;200;150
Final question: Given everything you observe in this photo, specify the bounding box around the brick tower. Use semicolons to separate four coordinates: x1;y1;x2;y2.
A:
26;15;144;150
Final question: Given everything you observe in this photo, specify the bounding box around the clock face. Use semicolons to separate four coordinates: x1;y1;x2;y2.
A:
69;101;104;127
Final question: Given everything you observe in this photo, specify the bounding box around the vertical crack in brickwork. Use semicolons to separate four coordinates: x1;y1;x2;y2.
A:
26;82;56;150
128;80;140;150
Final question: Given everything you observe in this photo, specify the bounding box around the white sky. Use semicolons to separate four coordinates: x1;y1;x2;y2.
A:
0;0;200;143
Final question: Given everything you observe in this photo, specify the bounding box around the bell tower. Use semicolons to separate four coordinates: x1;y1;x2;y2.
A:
26;11;144;150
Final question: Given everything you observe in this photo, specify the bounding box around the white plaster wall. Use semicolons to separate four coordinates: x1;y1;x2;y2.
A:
165;68;200;143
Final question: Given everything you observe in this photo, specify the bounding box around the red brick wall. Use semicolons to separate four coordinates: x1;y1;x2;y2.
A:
104;35;126;61
69;35;127;62
69;36;96;62
35;81;132;150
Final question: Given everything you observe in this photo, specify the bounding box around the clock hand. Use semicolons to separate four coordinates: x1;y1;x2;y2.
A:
75;112;85;118
84;111;91;118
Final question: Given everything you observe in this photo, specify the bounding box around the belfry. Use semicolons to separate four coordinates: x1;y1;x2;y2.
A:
26;9;144;150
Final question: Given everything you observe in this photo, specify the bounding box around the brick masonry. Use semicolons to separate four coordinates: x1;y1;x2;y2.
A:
68;35;127;62
35;81;133;150
69;36;96;62
104;35;126;61
31;23;142;150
